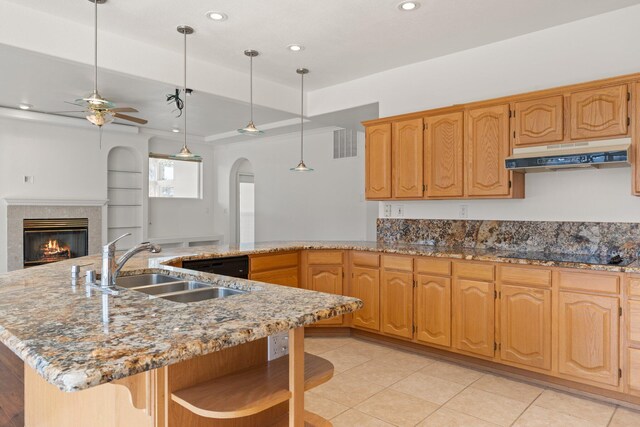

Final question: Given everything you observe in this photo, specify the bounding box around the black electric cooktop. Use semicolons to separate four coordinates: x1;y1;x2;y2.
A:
498;252;634;267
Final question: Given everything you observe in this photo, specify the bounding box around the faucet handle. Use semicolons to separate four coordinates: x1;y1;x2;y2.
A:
103;233;131;251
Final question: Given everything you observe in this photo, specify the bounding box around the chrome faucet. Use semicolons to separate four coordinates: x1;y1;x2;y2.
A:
101;233;161;289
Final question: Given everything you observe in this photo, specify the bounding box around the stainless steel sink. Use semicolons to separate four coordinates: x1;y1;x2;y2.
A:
115;274;246;303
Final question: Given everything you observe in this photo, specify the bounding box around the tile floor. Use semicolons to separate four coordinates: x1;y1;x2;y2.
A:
304;336;640;427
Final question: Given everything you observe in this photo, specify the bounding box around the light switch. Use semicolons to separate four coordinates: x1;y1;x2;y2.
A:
24;176;34;184
395;205;405;217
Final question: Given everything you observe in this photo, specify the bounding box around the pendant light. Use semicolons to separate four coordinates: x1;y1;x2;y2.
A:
173;25;200;159
238;50;264;135
291;68;313;172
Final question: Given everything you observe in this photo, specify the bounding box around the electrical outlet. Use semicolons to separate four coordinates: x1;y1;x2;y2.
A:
24;176;34;184
459;204;468;218
383;204;392;218
268;332;289;361
395;205;405;217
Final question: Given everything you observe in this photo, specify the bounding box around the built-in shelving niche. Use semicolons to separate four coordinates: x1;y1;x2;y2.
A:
107;147;143;249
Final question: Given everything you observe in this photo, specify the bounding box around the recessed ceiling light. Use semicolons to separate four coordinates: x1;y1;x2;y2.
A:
19;103;32;110
206;11;228;21
398;1;420;11
171;127;181;133
287;44;304;52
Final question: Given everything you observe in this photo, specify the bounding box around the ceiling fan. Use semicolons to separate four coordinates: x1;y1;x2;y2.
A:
56;0;147;127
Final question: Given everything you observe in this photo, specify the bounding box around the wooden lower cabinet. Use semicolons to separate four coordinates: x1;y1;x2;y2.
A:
499;285;551;370
381;270;414;339
350;266;380;332
628;349;640;395
307;265;344;326
414;274;451;347
558;291;620;386
453;279;495;357
251;267;299;288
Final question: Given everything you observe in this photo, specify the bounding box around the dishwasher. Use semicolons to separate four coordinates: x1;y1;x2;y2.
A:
181;255;249;279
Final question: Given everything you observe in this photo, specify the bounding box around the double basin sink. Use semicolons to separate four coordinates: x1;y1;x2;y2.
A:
116;274;245;303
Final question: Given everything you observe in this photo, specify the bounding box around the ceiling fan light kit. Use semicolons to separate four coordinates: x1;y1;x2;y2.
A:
290;68;313;172
238;49;264;135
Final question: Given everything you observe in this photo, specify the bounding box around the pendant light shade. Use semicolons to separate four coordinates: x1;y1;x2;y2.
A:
238;50;264;135
172;25;200;160
290;68;313;172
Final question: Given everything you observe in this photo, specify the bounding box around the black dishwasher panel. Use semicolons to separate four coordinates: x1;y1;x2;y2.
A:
182;256;249;279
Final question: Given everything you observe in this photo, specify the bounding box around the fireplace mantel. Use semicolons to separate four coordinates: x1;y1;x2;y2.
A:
3;198;108;207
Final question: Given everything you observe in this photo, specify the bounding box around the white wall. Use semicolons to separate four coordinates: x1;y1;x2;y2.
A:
308;4;640;223
212;128;377;243
147;137;216;239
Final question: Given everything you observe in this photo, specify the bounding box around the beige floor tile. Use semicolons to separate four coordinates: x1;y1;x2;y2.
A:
305;337;351;355
513;405;602;427
420;360;484;386
311;372;386;407
340;339;395;359
342;357;423;387
320;347;371;372
331;409;395;427
374;348;437;368
532;389;615;425
355;388;439;427
443;387;529;426
390;370;466;405
304;391;349;420
609;406;640;427
469;374;544;404
417;407;500;426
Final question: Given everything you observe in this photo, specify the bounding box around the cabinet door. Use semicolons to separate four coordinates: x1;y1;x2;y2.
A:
351;267;380;332
392;118;424;198
308;266;344;325
500;285;551;370
466;104;511;197
365;123;392;199
415;274;451;347
453;279;495;357
558;292;619;386
570;84;628;140
381;270;414;338
424;112;464;198
514;96;564;146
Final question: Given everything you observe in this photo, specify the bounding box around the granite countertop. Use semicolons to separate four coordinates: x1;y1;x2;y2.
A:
0;240;637;393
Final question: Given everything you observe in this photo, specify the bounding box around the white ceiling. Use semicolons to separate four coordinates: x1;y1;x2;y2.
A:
6;0;640;91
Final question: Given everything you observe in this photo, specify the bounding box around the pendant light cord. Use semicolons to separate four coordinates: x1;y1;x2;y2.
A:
94;0;98;94
250;54;254;123
183;30;187;150
300;71;304;162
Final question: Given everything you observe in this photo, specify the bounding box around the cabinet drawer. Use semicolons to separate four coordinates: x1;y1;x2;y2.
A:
382;255;413;272
454;262;494;281
415;258;451;276
307;250;344;265
628;277;640;300
251;267;299;288
558;270;620;294
250;252;298;273
630;300;640;345
352;251;380;268
498;265;551;287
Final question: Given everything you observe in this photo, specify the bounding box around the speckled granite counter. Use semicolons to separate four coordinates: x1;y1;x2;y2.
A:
1;240;639;394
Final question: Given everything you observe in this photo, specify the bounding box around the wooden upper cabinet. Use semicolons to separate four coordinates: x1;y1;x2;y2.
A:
500;285;551;370
308;265;344;325
452;278;495;357
415;274;451;347
381;270;414;339
514;96;564;146
466;104;512;197
634;82;640;196
365;123;392;199
351;266;380;332
558;292;619;386
424;112;464;198
392;118;424;198
570;84;628;140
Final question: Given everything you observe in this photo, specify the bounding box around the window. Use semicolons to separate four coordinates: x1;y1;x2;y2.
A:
149;153;202;199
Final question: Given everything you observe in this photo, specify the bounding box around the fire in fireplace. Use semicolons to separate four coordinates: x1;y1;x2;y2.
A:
23;219;89;267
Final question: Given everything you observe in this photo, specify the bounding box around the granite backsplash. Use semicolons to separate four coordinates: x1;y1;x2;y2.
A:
377;219;640;259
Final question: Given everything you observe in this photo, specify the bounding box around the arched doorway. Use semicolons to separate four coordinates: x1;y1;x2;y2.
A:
229;158;254;245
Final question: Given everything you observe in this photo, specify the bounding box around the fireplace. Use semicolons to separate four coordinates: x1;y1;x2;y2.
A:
23;219;89;267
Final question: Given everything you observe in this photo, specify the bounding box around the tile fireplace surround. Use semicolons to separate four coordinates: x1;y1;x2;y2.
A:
5;201;103;271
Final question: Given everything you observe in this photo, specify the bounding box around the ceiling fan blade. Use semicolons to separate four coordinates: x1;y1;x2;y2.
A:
110;107;138;113
49;110;86;113
113;113;148;125
65;101;86;108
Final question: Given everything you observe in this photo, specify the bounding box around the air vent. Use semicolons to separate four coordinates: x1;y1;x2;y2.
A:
333;129;358;159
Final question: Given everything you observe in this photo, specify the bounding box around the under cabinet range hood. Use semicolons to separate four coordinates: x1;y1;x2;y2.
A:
505;139;631;172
